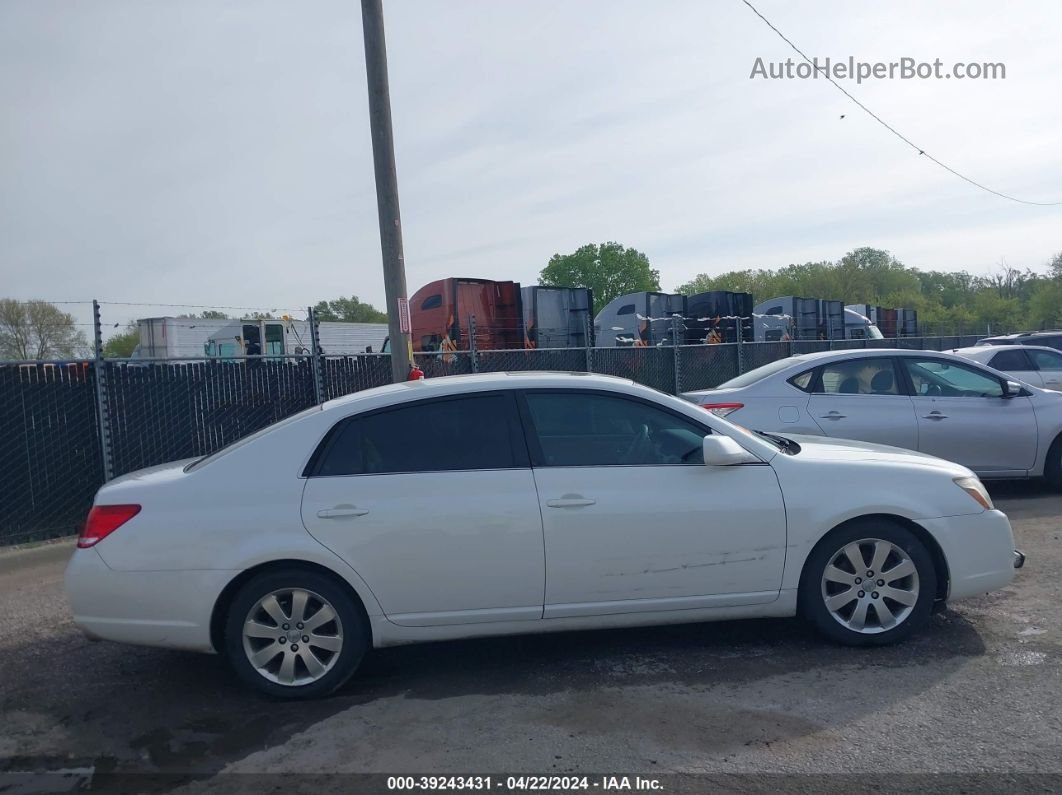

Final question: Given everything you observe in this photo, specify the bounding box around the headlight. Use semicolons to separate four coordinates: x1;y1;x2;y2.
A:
954;476;993;511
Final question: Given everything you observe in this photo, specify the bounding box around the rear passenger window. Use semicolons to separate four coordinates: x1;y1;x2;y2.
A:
815;358;899;395
314;395;519;476
988;349;1031;371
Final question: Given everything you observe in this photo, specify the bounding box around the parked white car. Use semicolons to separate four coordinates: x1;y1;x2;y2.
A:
952;345;1062;392
685;349;1062;488
67;372;1022;698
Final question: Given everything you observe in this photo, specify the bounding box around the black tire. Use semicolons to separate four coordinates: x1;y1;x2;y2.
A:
799;521;937;647
1044;436;1062;492
223;569;367;699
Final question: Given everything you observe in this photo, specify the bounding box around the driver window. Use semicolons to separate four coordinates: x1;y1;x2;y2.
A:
524;392;709;467
1030;349;1062;372
903;358;1003;398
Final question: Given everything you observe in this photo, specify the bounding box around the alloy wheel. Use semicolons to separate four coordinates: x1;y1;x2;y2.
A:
241;588;344;686
820;538;920;634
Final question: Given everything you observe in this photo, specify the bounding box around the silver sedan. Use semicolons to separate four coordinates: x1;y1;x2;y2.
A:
684;348;1062;488
952;345;1062;392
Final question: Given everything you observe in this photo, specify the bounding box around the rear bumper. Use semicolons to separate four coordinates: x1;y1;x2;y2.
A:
920;509;1019;601
65;547;235;653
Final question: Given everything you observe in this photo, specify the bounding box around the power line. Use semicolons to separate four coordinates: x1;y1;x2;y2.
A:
99;301;306;313
740;0;1062;207
6;298;309;314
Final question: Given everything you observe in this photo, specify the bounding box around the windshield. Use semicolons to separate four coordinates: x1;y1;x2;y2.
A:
867;324;884;340
717;356;802;389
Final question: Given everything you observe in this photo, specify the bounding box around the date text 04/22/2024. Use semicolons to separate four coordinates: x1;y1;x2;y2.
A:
386;776;663;791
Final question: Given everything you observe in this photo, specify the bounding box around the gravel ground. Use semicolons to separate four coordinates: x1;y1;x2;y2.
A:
1;482;1059;793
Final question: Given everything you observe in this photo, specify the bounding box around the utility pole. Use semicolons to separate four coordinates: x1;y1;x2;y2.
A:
361;0;411;382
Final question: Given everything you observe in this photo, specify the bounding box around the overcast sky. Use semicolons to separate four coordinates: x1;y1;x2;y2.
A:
2;0;1060;330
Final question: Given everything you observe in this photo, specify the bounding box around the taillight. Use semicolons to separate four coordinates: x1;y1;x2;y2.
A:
700;402;744;418
79;504;141;548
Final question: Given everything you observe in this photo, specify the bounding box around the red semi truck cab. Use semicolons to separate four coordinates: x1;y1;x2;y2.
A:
409;278;524;352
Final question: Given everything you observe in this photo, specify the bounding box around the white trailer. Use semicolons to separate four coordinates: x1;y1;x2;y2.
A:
130;317;388;360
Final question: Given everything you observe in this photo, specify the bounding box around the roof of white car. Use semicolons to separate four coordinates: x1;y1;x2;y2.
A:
321;370;637;411
954;344;1060;360
781;347;960;363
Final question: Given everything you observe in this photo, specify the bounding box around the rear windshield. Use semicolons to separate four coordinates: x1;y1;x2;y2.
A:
717;357;802;389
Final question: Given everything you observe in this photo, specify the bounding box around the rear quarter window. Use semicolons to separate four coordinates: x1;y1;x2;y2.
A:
788;370;815;392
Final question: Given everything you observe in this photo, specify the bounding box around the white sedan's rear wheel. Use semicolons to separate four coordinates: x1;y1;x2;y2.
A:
800;522;936;646
224;569;366;698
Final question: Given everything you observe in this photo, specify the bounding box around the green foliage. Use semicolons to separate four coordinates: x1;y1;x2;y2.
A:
0;298;89;360
675;247;1062;335
540;242;660;314
103;322;139;358
178;311;230;319
313;295;388;323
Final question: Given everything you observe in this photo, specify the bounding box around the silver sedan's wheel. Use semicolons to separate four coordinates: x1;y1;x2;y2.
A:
241;588;344;686
820;538;920;634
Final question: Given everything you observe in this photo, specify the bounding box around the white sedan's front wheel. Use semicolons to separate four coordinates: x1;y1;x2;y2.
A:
800;522;937;646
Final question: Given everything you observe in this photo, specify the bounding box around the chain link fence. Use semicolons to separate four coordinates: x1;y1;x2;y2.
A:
0;363;103;545
321;354;392;400
476;347;588;374
678;345;741;391
591;347;676;394
103;358;320;476
2;333;987;547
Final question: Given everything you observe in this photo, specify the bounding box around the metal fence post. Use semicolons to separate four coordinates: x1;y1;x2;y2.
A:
584;313;594;373
307;306;325;404
91;299;114;482
672;316;683;394
468;314;478;373
736;333;745;375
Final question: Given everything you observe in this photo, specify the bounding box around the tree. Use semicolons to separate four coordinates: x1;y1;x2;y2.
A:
0;299;90;360
178;311;229;319
1028;281;1062;329
540;242;660;314
1049;251;1062;280
103;322;140;358
312;295;388;323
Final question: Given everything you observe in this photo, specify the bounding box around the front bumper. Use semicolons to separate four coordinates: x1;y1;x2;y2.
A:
919;509;1019;601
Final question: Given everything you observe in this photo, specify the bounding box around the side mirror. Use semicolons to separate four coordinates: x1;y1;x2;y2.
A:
703;435;760;466
1003;380;1022;398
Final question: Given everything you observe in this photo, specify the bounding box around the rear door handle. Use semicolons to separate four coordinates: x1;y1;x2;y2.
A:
546;498;597;508
316;507;370;519
819;411;846;420
923;412;948;420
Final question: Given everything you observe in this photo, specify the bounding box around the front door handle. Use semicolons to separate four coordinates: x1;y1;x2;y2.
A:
923;412;948;421
819;411;846;420
546;497;597;508
316;507;370;519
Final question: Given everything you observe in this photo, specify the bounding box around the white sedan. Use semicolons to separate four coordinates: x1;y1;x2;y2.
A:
67;372;1022;698
952;344;1062;392
685;348;1062;489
